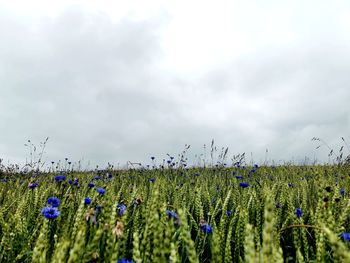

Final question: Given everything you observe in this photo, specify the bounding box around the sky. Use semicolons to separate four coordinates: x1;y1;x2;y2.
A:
1;0;350;168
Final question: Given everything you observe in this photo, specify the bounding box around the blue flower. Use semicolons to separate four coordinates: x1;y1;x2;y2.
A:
254;164;259;168
117;259;134;263
73;179;79;186
149;178;155;183
235;175;243;180
84;197;92;205
88;182;95;188
341;232;350;241
239;182;249;188
200;223;213;234
47;197;60;207
250;169;256;173
28;182;38;189
68;179;73;185
92;176;101;181
340;188;345;197
117;204;127;216
54;175;66;182
288;183;294;188
166;210;178;220
295;208;302;218
276;202;281;208
226;210;232;216
96;188;106;195
41;207;60;219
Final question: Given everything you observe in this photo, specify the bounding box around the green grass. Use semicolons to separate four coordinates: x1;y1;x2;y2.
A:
0;164;350;262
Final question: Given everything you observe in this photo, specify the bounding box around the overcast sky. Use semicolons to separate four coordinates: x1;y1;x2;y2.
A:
1;0;350;168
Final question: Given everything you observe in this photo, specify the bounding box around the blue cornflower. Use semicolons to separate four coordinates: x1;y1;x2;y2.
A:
250;169;256;173
117;204;127;216
149;178;155;183
41;207;60;219
92;176;101;181
226;210;233;216
84;197;92;205
73;179;79;186
28;182;38;189
54;175;66;182
88;182;95;188
254;164;259;168
47;197;60;207
68;179;73;185
166;210;178;220
107;173;113;180
340;188;345;197
239;182;249;188
288;183;294;188
296;208;302;218
235;175;243;180
96;188;106;195
117;259;134;263
200;223;213;234
195;173;200;177
276;202;281;208
341;232;350;241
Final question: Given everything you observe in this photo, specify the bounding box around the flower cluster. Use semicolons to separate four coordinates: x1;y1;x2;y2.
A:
42;196;61;219
55;174;66;182
117;204;127;216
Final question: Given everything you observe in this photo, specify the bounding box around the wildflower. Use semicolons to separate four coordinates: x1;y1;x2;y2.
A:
276;202;281;208
199;221;213;234
195;173;200;176
226;210;232;216
295;208;302;218
54;175;66;182
149;178;155;183
254;164;259;168
288;183;294;188
341;232;350;241
340;188;345;197
235;175;243;179
73;179;79;186
68;179;73;185
47;197;60;207
117;259;134;263
107;173;113;180
92;176;101;181
112;221;124;237
88;182;95;188
250;169;256;173
117;204;127;216
166;210;178;220
84;197;92;205
239;182;249;188
28;182;38;189
96;188;106;195
41;207;60;219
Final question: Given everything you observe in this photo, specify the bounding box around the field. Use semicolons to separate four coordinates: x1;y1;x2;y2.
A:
1;162;350;262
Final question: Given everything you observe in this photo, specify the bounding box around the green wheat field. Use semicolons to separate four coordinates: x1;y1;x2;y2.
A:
1;144;350;263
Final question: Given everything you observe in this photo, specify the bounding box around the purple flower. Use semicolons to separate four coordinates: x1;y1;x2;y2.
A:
117;259;134;263
84;197;92;205
41;207;60;219
288;183;294;188
117;204;127;216
295;208;302;218
200;223;213;234
166;210;178;220
68;179;73;185
54;175;66;182
341;232;350;241
88;182;95;188
96;188;106;195
340;188;345;197
276;202;281;208
28;182;38;189
47;197;60;207
226;210;233;216
239;182;249;188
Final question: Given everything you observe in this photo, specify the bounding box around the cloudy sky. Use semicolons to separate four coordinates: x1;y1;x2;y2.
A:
1;0;350;168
